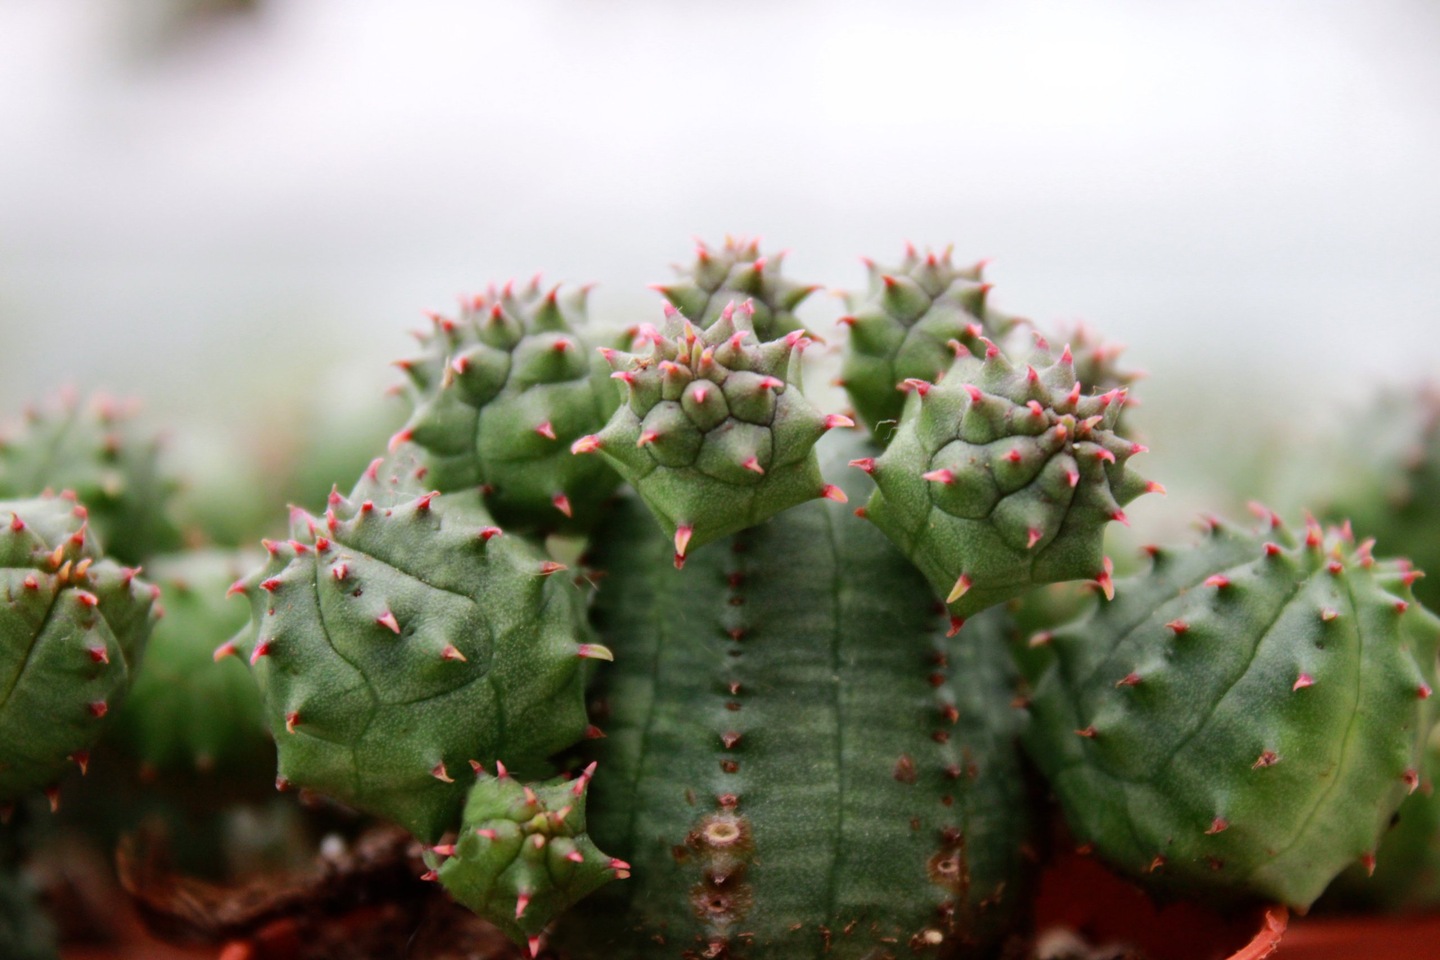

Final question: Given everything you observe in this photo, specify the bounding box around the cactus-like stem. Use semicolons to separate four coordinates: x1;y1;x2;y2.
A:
556;482;1034;958
0;494;159;806
436;763;621;954
393;278;623;533
579;303;848;564
227;449;594;843
858;337;1153;619
1021;512;1440;909
0;394;181;565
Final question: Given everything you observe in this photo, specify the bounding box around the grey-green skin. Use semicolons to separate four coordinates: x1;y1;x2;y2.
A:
840;247;1022;441
394;279;623;534
653;237;819;341
577;303;849;567
555;482;1034;959
0;396;182;565
857;339;1153;621
109;550;272;778
1320;723;1440;913
1310;383;1440;613
225;448;596;844
1021;513;1440;910
0;493;159;806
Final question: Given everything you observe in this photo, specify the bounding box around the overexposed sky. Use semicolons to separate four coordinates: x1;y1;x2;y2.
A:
1;0;1438;503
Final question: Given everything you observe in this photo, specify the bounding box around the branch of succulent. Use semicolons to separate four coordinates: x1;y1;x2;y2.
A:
6;240;1440;960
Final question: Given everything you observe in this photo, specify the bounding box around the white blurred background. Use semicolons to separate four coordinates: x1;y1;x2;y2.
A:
2;0;1438;524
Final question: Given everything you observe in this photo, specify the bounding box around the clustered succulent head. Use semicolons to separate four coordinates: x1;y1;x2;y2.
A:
571;300;851;567
5;239;1440;960
391;278;622;533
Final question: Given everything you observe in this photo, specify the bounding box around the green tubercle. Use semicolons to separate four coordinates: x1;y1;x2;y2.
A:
1021;511;1440;909
0;493;159;807
857;335;1155;619
435;762;623;956
392;277;622;533
225;447;596;843
651;237;818;341
574;302;852;567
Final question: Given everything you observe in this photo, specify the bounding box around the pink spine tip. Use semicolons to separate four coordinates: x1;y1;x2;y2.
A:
1112;510;1130;527
332;563;350;581
1095;569;1115;601
1167;620;1189;635
964;385;984;403
611;370;637;386
1146;480;1167;495
45;787;60;813
947;616;965;638
849;457;876;474
1026;528;1043;549
585;724;607;739
820;485;848;503
431;762;454;783
759;376;783;392
570;434;602;454
1396;600;1411;614
902;378;932;396
74;590;98;608
285;712;300;733
566;849;585;863
741;456;765;475
528;936;542;958
88;700;108;718
552;493;573;518
1060;345;1074;364
432;844;456;857
479;526;503;541
1025;365;1039;384
213;641;238;662
261;578;281;593
1420;684;1433;700
1206;818;1229;835
539;561;567;577
1292;674;1315;691
387;429;413;453
441;644;468;662
1405;769;1421;793
824;413;855;430
377;611;401;634
86;645;109;664
71;751;90;775
1075;726;1098;739
1115;673;1142;688
674;525;693;559
577;643;614;661
22;575;37;590
248;640;272;665
1362;853;1377;877
1204;575;1231;589
8;514;22;532
635;430;659;448
946;573;973;604
1003;448;1023;464
921;468;955;485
